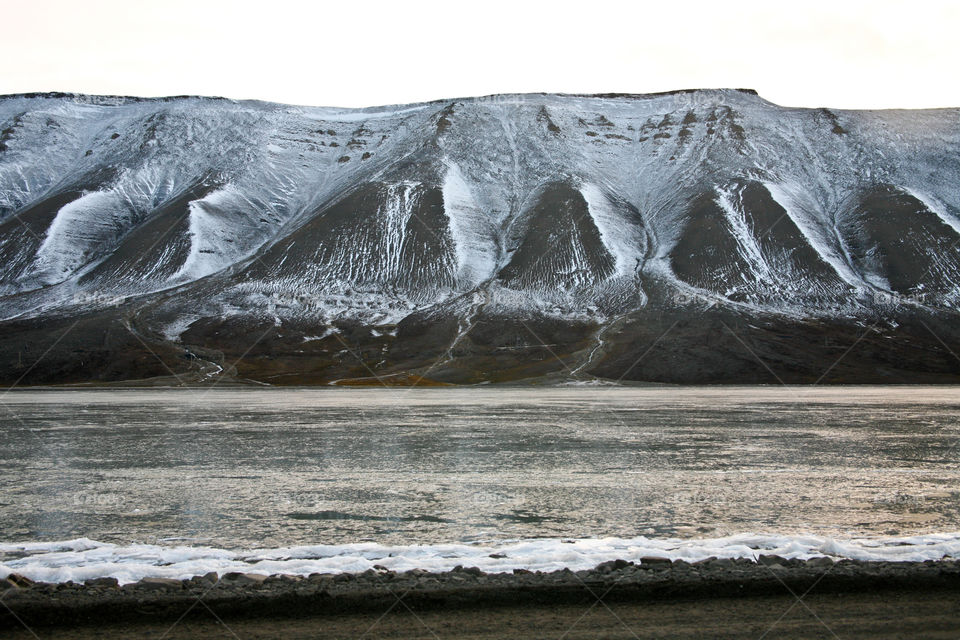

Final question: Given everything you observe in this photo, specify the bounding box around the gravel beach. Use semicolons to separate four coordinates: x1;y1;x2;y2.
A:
3;557;959;638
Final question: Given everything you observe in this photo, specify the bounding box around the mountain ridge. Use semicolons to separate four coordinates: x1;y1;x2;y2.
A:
0;88;765;110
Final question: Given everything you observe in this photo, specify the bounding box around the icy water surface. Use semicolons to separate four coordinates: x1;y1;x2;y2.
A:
1;386;959;550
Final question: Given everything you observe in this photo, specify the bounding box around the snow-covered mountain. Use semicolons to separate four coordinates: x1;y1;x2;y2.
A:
1;90;959;385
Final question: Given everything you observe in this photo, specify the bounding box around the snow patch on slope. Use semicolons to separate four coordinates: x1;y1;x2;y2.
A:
161;314;201;342
380;182;420;279
902;187;960;237
764;181;868;290
30;191;131;285
173;187;266;282
441;162;497;287
715;185;772;283
580;182;645;277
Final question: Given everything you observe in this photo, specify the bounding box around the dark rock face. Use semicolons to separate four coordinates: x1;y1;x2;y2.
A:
0;90;959;385
498;182;616;290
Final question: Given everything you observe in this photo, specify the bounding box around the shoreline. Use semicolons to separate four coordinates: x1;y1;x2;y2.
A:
4;556;959;631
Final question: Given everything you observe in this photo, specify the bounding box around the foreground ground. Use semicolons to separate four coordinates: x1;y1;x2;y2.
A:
4;558;959;638
4;589;960;639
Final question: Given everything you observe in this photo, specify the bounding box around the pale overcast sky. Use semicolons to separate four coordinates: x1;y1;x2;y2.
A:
2;0;958;109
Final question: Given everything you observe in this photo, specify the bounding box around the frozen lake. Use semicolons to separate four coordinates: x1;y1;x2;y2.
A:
2;386;958;550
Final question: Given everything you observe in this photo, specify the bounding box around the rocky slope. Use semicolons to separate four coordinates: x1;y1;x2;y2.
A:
1;90;959;385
